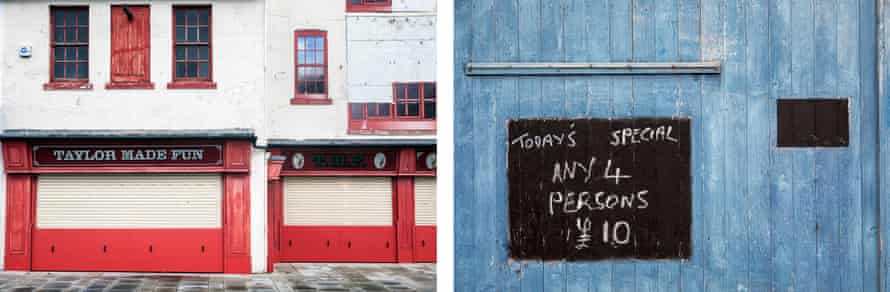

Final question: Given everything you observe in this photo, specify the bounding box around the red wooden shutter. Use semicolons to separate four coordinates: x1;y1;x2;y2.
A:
109;6;151;87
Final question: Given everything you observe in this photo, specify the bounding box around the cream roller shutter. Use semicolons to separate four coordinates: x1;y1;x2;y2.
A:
284;177;392;226
414;177;436;226
37;174;222;228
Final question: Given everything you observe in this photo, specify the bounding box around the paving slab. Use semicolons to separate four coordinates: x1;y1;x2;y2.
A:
0;264;435;292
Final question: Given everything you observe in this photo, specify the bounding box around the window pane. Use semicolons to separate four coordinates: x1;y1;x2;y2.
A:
187;10;198;25
350;104;364;120
66;28;78;42
175;10;186;25
198;46;209;60
396;86;405;99
67;47;77;60
197;10;208;25
407;103;419;116
65;12;77;26
77;46;88;61
187;27;197;42
176;46;186;60
176;62;186;78
198;62;209;78
350;0;363;4
188;62;198;77
424;102;436;119
54;62;64;78
55;47;65;60
65;63;76;78
176;27;185;42
297;81;305;94
298;36;307;50
199;27;208;42
424;83;436;99
77;62;88;78
77;10;88;25
407;85;420;99
297;51;306;64
315;51;325;65
77;27;88;42
54;28;65;42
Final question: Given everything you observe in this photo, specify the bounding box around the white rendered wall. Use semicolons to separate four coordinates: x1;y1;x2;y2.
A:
391;0;437;12
265;0;349;140
1;0;267;142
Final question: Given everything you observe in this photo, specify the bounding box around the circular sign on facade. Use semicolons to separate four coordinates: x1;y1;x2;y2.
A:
373;152;387;169
292;153;305;169
425;152;436;169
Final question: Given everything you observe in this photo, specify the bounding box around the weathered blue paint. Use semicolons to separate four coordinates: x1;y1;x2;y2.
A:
454;0;884;290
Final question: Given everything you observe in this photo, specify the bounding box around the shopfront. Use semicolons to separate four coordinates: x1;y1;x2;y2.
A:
266;142;435;268
2;133;253;273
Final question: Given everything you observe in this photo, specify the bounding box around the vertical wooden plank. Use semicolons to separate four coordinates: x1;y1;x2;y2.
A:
631;0;659;290
540;1;567;290
677;0;704;291
4;175;32;271
768;0;794;290
744;0;772;290
700;0;727;290
562;0;596;290
516;0;544;290
790;0;817;290
813;0;841;290
653;0;680;290
610;1;635;290
860;0;879;289
723;0;748;290
470;0;497;289
453;0;476;289
836;0;863;290
584;0;614;290
493;0;520;289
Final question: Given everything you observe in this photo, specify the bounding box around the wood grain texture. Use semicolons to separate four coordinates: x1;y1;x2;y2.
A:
454;0;881;290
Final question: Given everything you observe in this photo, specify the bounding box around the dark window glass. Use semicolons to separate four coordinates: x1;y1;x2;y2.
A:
51;6;89;81
173;6;211;80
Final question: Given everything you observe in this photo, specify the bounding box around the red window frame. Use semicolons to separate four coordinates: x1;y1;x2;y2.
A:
346;0;392;12
348;82;436;134
45;6;93;90
168;5;216;89
292;30;330;105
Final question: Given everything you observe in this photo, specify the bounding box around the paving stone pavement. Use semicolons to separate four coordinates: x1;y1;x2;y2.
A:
0;263;435;292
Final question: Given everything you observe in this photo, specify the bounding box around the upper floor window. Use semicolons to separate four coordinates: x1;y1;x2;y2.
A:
347;0;392;12
348;82;436;134
292;30;330;105
46;6;91;90
395;82;436;120
169;6;216;89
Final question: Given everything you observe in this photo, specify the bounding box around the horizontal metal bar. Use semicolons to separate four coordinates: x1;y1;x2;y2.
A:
465;61;721;76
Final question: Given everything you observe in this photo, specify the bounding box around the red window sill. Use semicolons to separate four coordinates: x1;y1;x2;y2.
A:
347;7;392;12
106;81;155;89
167;81;217;89
291;97;333;105
43;81;93;90
348;120;436;135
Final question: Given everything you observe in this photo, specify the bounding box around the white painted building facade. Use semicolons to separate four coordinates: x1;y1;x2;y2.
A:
0;0;436;273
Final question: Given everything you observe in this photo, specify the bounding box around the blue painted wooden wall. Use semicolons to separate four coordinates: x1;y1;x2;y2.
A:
454;0;883;290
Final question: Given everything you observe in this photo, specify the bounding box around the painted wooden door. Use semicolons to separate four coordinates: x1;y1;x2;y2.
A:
109;5;150;85
454;0;880;291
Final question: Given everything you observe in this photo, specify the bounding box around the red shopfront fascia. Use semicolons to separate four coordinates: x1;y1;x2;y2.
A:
266;147;435;270
2;139;252;274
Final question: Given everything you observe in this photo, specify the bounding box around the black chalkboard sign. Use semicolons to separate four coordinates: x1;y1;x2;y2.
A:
507;118;691;261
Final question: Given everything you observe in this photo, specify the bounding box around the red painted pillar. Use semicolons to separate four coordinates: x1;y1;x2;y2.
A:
223;141;251;273
266;156;284;272
4;175;33;271
396;148;416;263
